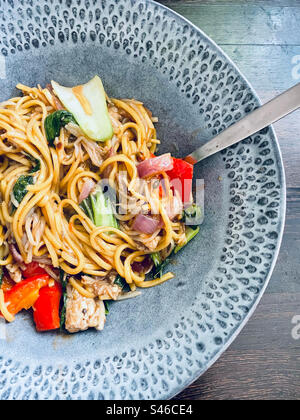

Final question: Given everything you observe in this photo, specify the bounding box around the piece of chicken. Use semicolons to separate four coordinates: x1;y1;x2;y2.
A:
81;275;121;300
65;285;106;333
6;263;23;283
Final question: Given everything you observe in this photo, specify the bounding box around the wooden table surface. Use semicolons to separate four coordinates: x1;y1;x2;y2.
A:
159;0;300;400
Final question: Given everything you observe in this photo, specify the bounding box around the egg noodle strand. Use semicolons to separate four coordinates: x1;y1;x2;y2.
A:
0;84;187;302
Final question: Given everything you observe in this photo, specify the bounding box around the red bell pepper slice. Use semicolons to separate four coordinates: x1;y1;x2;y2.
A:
22;262;47;278
33;282;62;332
4;274;49;316
166;158;194;205
146;154;194;203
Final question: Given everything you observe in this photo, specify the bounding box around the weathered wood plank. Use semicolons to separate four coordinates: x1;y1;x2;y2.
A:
177;348;300;400
176;292;300;400
212;45;300;188
272;116;300;189
222;45;300;92
161;1;300;5
159;2;300;46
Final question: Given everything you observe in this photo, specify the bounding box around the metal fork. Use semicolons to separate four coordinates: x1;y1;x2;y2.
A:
184;83;300;164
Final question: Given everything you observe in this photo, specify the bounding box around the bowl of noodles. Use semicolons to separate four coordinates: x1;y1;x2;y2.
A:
0;0;285;400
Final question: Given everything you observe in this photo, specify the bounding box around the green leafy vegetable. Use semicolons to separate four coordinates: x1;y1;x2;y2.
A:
114;275;127;290
44;110;77;147
80;183;119;229
174;226;200;254
29;159;41;173
151;254;173;279
12;175;34;209
0;267;3;288
51;76;113;142
104;300;110;315
24;153;41;173
151;227;200;278
151;252;162;267
59;268;68;331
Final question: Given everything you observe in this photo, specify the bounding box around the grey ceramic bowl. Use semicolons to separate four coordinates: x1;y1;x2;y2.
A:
0;0;285;400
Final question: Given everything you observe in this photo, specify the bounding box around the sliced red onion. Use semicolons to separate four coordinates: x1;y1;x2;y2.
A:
32;256;53;265
132;214;162;234
132;255;153;274
9;244;23;263
137;153;174;179
78;178;96;203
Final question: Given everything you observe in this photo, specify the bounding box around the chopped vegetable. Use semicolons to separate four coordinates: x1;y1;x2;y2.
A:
132;255;153;275
114;275;127;290
78;178;96;203
12;175;34;208
33;282;62;332
166;158;194;205
44;110;77;147
9;244;23;263
132;214;162;234
1;276;15;292
30;159;41;173
165;195;183;221
151;252;162;267
24;153;41;173
151;227;199;278
137;153;174;178
151;254;173;279
80;182;118;229
183;203;202;225
174;226;200;254
22;262;47;278
104;300;110;315
3;274;49;316
51;75;113;142
59;269;68;330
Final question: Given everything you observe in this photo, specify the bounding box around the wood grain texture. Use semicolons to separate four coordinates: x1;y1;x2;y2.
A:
158;0;300;400
162;3;300;45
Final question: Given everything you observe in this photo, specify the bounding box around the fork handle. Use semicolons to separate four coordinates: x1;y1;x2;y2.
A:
184;83;300;164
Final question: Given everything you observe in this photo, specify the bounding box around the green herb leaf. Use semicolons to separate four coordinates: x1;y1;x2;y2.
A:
29;159;41;173
44;110;77;147
24;153;41;174
12;175;34;209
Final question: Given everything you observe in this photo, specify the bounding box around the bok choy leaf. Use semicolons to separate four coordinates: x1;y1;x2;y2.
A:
51;76;113;142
